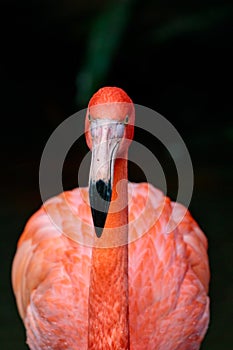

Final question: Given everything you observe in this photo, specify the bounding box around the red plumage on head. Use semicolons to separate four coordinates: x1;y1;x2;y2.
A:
86;87;135;150
88;87;133;106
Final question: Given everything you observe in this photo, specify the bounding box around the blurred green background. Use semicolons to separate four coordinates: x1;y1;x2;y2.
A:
1;0;232;349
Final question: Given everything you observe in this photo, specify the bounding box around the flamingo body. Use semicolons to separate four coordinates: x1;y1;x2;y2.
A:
12;87;209;349
12;182;209;350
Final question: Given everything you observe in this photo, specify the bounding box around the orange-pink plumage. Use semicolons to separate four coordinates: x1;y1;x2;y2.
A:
12;87;209;350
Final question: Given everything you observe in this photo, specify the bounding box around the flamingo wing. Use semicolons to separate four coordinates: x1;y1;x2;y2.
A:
12;188;92;350
128;182;210;350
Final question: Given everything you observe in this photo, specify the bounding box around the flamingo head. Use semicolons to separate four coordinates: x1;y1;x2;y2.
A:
85;87;135;237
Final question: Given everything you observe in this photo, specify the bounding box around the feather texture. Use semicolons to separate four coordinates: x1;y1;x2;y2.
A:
12;182;209;349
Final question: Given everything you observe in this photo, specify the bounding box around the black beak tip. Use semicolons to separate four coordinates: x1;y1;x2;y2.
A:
89;180;112;238
95;226;104;238
90;207;108;238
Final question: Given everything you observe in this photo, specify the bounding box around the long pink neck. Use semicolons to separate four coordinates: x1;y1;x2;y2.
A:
88;158;129;349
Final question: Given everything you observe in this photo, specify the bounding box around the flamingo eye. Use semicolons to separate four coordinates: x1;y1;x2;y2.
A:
124;115;129;125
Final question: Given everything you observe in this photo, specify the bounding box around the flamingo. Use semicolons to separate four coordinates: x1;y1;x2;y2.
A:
12;87;210;350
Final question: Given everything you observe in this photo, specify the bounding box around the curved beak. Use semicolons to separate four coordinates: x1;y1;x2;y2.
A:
89;119;124;238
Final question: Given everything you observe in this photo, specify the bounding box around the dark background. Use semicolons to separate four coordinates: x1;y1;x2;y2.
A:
1;0;232;349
